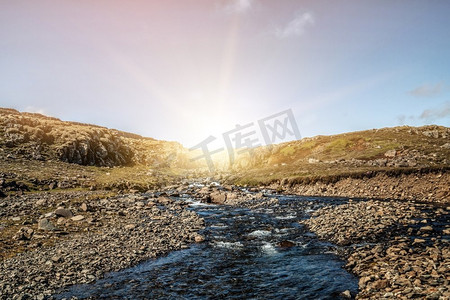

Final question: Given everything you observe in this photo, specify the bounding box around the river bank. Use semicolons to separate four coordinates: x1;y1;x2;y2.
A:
0;190;204;299
262;170;449;204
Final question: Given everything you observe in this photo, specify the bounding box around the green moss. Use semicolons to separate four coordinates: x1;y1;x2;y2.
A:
325;138;352;152
280;145;296;156
298;140;317;150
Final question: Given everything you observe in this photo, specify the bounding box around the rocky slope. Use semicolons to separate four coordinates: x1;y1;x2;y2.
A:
0;108;196;168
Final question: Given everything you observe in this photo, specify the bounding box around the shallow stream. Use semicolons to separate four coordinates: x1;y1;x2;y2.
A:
54;195;358;299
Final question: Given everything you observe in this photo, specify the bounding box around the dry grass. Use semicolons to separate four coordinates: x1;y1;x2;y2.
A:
228;125;450;186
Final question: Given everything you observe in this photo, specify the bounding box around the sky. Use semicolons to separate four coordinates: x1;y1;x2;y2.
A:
1;0;449;147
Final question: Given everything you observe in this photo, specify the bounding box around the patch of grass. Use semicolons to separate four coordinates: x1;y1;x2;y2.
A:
298;140;317;150
280;145;296;156
325;138;352;153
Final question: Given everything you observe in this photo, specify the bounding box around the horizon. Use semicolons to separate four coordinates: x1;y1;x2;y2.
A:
3;106;448;147
1;1;450;147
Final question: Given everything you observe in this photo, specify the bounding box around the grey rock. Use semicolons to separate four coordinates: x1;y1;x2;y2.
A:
38;219;58;231
55;208;73;218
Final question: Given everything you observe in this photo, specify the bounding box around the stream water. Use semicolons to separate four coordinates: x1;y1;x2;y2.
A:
54;194;358;299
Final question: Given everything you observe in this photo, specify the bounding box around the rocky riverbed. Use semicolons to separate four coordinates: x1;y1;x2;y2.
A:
0;190;204;299
1;180;449;299
0;182;276;299
301;199;450;299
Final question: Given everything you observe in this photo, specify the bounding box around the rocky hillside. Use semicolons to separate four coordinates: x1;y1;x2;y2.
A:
0;108;208;193
0;108;198;169
229;125;450;185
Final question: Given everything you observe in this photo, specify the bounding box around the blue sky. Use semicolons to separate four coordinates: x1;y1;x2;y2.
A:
1;0;449;146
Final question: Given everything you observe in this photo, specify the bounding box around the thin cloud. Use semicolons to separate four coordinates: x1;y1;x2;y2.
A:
419;101;450;121
409;82;444;98
274;12;315;39
397;101;450;124
224;0;254;14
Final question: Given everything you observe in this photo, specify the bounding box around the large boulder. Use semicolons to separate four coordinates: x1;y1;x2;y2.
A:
209;191;227;204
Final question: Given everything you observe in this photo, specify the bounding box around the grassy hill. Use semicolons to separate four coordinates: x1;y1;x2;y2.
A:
227;125;450;185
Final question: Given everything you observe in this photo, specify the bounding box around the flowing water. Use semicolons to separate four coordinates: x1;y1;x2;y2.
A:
54;195;359;299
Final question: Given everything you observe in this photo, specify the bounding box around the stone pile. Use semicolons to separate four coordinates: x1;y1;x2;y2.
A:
301;200;450;299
